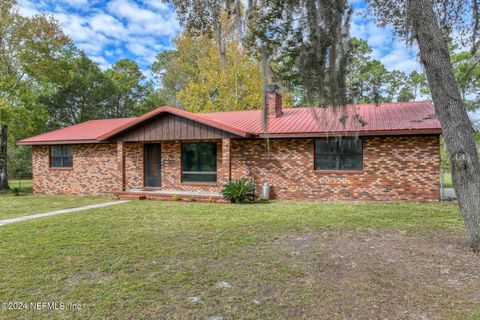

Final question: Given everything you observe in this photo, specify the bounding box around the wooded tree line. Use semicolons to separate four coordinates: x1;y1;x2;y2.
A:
2;1;480;247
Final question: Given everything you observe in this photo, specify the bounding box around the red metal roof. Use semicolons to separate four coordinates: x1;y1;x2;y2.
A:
17;118;134;145
201;101;441;137
17;102;441;145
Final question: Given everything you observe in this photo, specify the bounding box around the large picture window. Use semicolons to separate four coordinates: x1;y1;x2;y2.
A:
181;142;217;182
50;145;73;168
314;138;363;171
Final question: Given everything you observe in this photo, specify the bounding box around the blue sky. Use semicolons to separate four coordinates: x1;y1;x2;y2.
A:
18;0;421;75
19;0;181;74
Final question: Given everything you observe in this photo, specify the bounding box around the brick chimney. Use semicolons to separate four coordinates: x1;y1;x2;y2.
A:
266;84;283;118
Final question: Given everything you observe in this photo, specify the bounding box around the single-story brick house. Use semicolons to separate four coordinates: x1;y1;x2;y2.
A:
18;85;442;201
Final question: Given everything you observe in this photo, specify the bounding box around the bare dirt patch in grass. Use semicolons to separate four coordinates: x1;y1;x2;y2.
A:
274;229;480;319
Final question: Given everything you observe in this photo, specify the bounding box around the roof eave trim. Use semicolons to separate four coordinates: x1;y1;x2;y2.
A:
16;139;103;146
257;128;442;138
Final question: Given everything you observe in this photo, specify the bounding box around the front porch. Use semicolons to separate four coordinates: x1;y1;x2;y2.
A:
115;138;232;201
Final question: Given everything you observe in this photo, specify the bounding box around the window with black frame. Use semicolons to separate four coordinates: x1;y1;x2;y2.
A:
181;142;217;182
50;145;73;168
314;138;363;170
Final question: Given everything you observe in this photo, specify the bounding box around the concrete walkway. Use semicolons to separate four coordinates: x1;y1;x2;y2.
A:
0;200;130;226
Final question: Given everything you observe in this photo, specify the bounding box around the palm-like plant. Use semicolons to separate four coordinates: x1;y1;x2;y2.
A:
222;178;256;203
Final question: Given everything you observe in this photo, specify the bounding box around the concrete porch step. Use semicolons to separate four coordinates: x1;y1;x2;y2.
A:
116;194;147;201
114;190;227;203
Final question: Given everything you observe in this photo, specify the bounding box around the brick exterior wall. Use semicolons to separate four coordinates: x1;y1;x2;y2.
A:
32;144;120;195
32;135;440;201
230;135;440;201
125;142;143;190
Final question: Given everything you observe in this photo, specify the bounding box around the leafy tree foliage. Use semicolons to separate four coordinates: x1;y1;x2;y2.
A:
133;85;166;116
397;71;429;102
152;32;276;113
104;59;148;118
347;38;429;104
151;50;187;107
0;0;70;189
244;0;352;106
39;50;112;128
450;44;480;110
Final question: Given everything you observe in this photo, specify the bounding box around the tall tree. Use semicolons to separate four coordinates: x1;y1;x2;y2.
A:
346;37;418;103
151;50;187;107
168;0;352;107
175;34;264;112
151;32;275;112
168;0;243;70
0;0;70;190
104;59;147;118
397;71;430;102
368;0;480;250
133;83;166;116
357;60;390;103
385;70;407;102
451;45;480;110
40;50;112;128
245;0;352;106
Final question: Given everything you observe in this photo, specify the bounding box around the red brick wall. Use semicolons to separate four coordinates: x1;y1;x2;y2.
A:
230;135;440;201
32;135;440;201
125;142;143;190
32;144;120;195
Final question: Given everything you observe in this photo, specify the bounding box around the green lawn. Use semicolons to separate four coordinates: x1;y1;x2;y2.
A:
7;179;32;193
1;200;479;319
0;192;111;220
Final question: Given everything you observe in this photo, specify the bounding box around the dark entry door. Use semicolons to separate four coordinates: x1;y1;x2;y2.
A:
144;144;161;188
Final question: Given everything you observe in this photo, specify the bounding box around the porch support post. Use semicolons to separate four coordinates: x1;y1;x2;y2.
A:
220;138;231;184
117;141;126;191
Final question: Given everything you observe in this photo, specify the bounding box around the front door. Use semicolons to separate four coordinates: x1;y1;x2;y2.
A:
144;144;161;188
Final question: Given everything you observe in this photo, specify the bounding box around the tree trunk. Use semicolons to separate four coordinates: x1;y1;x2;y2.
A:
0;124;9;190
407;0;480;250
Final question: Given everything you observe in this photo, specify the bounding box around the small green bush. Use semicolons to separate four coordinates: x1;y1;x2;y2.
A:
171;195;181;201
222;178;256;203
187;197;195;202
9;187;20;196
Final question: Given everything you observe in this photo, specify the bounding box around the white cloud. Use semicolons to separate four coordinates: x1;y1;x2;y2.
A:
89;13;128;37
17;0;40;16
380;43;422;74
77;41;104;55
469;110;480;121
143;0;170;11
65;0;89;7
90;55;111;70
351;11;421;74
15;0;181;75
108;0;180;36
126;42;157;63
